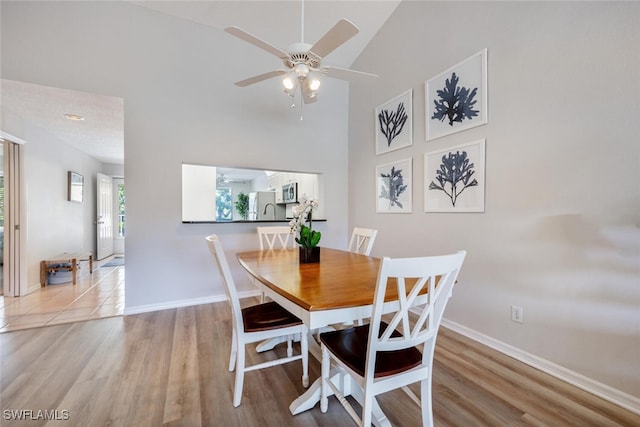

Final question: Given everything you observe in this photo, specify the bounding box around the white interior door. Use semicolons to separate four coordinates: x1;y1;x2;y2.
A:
96;173;114;260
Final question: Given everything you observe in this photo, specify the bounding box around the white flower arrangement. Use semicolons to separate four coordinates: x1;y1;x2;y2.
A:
289;195;321;248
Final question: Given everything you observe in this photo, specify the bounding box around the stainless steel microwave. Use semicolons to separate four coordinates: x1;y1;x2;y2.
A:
282;183;298;204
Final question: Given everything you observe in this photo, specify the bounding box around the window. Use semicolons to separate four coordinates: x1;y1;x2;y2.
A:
117;183;125;237
215;188;233;221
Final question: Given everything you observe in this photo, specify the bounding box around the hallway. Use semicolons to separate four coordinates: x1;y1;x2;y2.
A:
0;260;124;333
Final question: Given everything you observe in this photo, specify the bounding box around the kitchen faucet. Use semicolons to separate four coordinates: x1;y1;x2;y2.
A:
263;203;276;217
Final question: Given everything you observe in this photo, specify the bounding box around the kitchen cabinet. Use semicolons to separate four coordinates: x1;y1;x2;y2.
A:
267;174;283;202
266;172;322;216
268;172;297;204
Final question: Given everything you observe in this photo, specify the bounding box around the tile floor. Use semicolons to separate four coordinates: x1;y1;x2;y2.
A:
0;259;124;333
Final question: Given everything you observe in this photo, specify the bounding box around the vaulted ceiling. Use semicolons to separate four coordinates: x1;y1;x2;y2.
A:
1;1;400;165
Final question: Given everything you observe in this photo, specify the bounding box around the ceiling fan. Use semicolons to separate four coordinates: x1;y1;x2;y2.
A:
216;174;245;185
224;0;377;107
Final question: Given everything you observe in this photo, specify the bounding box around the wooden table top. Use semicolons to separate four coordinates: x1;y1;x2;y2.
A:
237;247;383;312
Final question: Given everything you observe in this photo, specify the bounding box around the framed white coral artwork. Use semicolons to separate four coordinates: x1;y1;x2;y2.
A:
424;139;485;212
425;49;487;141
375;90;412;155
376;157;412;213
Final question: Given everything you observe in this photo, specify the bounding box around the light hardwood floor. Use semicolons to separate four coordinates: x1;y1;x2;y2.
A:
1;299;637;426
0;260;124;333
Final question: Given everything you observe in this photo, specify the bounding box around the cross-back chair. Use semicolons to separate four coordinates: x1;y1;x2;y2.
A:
346;227;379;325
319;251;466;426
257;226;295;250
256;226;295;303
206;234;309;407
348;227;378;256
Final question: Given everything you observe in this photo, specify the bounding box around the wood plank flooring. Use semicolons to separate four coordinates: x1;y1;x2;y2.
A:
1;300;637;426
0;261;124;332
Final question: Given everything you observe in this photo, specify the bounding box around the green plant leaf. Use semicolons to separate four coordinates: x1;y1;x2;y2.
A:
310;231;321;247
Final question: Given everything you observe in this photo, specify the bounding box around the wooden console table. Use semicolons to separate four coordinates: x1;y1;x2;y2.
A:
40;252;93;287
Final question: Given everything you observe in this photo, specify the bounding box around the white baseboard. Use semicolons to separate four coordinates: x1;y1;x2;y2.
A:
123;290;261;316
441;319;640;416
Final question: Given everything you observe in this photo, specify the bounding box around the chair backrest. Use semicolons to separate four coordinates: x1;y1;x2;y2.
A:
257;226;294;250
348;227;378;256
365;251;466;379
206;234;243;329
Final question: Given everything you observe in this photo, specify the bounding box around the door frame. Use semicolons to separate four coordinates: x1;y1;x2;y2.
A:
1;131;27;297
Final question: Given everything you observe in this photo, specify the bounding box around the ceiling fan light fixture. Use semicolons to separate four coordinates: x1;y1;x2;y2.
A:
294;63;310;78
282;71;298;92
307;71;321;91
308;79;321;91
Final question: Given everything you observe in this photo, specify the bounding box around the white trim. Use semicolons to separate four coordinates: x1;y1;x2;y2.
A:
123;289;261;316
0;131;27;145
441;319;640;415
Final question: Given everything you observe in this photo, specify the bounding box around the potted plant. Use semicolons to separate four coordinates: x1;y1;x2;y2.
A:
289;195;321;263
235;192;249;221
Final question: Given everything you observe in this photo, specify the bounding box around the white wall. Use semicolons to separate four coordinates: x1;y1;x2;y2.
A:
0;2;350;309
182;164;217;222
1;109;102;290
349;2;639;400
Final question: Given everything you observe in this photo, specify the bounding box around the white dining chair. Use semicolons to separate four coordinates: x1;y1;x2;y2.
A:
206;234;309;407
319;250;466;426
257;226;295;250
346;227;379;326
256;226;295;303
348;227;378;256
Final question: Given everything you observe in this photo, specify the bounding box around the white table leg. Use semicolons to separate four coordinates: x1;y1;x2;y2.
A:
257;327;331;361
290;369;344;415
290;365;391;426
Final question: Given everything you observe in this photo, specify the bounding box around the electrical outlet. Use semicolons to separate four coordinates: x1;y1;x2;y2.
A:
511;305;523;323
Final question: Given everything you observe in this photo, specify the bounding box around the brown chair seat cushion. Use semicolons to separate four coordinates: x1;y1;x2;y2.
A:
319;322;422;378
242;301;303;332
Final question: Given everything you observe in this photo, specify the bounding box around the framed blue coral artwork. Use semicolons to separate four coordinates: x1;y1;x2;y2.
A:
375;89;413;155
376;158;412;213
424;139;485;213
425;49;487;141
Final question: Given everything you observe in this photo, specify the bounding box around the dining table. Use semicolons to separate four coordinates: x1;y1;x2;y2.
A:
236;247;400;422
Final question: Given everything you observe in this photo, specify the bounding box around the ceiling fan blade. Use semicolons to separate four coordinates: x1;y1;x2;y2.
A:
234;70;287;87
225;26;290;60
309;19;359;59
323;66;379;81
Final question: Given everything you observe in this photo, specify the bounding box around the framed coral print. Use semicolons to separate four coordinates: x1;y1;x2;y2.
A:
376;158;412;213
424;139;485;212
375;90;413;155
425;49;487;141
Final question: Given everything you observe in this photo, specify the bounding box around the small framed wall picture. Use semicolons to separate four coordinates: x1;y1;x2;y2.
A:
425;49;487;141
375;89;413;155
424;139;485;212
68;171;84;203
376;157;412;213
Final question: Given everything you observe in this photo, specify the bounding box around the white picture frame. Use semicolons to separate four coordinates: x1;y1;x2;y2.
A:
376;157;412;213
68;171;84;203
375;90;413;155
425;49;487;141
424;139;485;212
